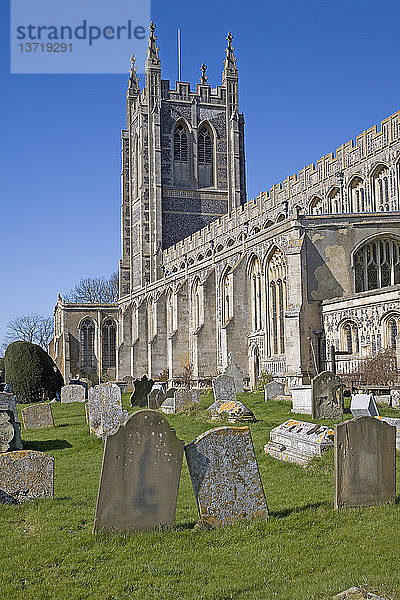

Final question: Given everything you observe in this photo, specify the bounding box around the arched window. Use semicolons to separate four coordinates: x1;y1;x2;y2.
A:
371;164;390;212
173;122;190;186
249;258;262;332
354;237;400;292
198;124;213;188
102;319;116;369
80;319;95;369
221;269;233;325
309;196;323;215
131;304;138;342
340;321;359;354
349;177;365;213
166;289;177;336
328;187;341;213
148;298;156;341
382;314;400;349
267;248;287;355
192;279;202;331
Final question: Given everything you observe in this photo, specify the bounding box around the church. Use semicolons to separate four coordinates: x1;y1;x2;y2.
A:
49;23;400;391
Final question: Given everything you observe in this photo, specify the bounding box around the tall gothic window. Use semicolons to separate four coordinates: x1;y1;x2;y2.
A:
328;187;341;213
250;258;262;332
192;279;202;331
198;124;213;188
349;177;365;213
166;289;177;335
148;298;156;341
309;196;323;215
371;164;390;212
80;319;95;369
173;122;190;186
222;269;233;325
340;321;359;354
267;248;287;355
102;319;116;369
382;314;400;349
354;237;400;292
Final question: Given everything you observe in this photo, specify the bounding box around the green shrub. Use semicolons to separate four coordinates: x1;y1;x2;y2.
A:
0;356;5;382
4;341;63;403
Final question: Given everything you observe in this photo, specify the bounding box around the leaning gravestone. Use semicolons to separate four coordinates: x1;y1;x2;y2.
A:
0;450;54;503
0;410;23;453
350;393;379;417
264;380;284;401
61;384;86;403
185;426;268;527
222;352;244;393
21;403;54;430
335;416;395;509
208;399;255;422
94;410;184;533
312;371;344;420
0;393;18;423
100;383;128;442
130;375;154;407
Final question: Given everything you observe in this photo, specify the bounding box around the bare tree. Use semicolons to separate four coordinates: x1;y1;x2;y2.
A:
5;314;54;350
64;272;119;303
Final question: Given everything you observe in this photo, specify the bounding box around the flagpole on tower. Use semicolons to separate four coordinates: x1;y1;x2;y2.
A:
177;28;181;81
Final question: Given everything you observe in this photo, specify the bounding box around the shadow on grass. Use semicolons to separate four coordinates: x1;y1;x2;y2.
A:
23;440;72;451
270;500;330;518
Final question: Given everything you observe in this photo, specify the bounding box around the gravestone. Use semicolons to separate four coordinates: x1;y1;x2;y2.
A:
0;450;54;503
94;410;184;533
212;375;236;404
0;393;18;422
333;588;389;600
147;383;167;410
207;399;255;422
185;426;268;527
130;375;154;407
0;410;23;453
335;416;395;509
222;352;244;393
88;386;102;436
291;385;312;415
69;379;88;398
264;419;334;466
100;383;128;441
312;371;344;419
21;403;54;429
159;388;198;415
61;384;86;403
391;388;400;408
350;393;379;418
264;380;284;401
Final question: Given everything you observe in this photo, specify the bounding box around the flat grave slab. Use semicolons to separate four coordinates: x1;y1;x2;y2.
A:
265;419;334;466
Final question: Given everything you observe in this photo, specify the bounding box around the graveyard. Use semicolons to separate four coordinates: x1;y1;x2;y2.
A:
2;390;400;600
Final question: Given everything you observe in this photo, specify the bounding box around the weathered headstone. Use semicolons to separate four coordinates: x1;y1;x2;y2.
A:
159;388;198;415
0;450;54;503
312;371;344;419
88;386;102;436
147;383;167;409
100;383;128;441
94;410;184;533
21;403;54;429
291;385;312;415
0;393;18;422
185;426;268;527
61;384;86;403
207;399;255;422
212;375;236;404
264;419;334;466
264;380;284;401
335;416;395;509
350;393;379;418
0;410;23;453
69;379;88;398
130;375;154;407
391;388;400;408
222;352;244;393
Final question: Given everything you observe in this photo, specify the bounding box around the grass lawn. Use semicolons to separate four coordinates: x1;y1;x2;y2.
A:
1;393;400;600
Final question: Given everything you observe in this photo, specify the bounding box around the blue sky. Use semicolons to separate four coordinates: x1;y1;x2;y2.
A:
1;0;400;349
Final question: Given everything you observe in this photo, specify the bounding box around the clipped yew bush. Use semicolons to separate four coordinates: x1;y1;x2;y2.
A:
4;341;63;403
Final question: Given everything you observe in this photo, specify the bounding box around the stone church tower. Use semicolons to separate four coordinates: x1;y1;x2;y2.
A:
119;23;247;294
